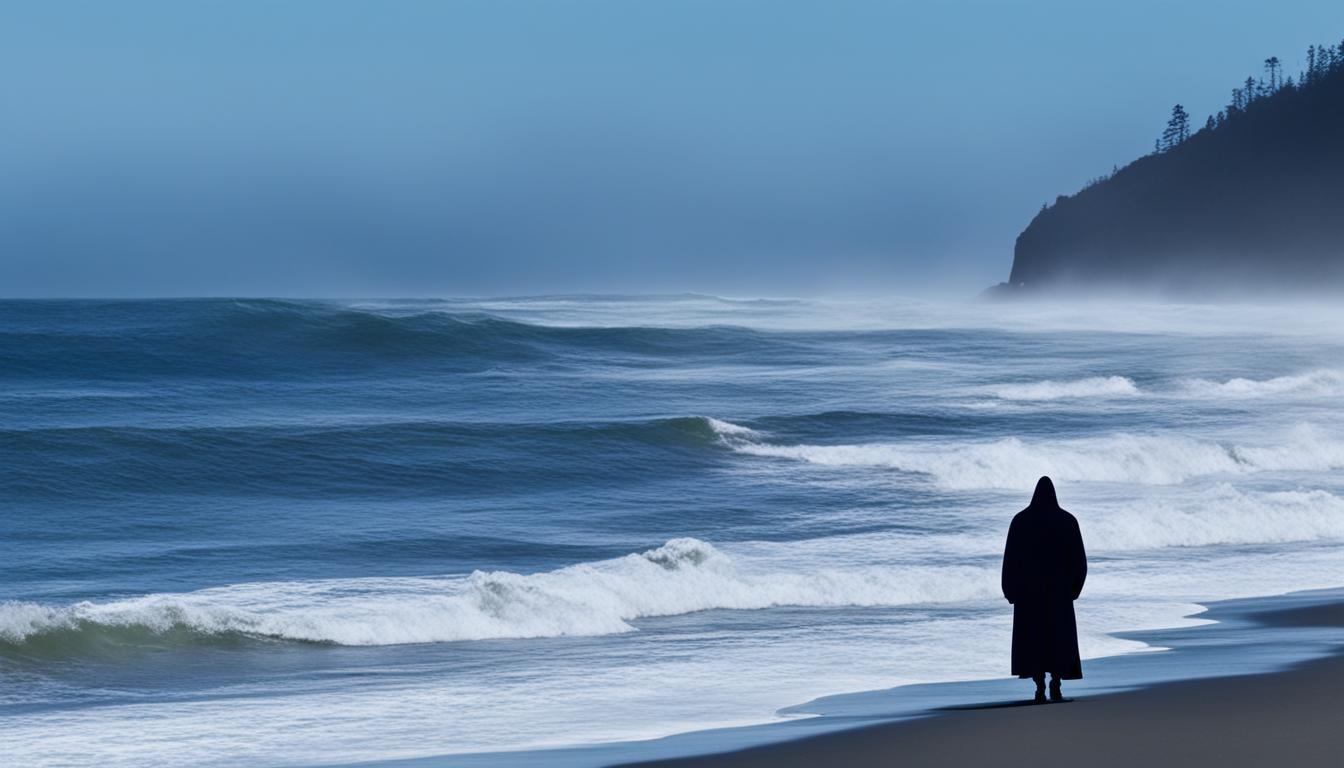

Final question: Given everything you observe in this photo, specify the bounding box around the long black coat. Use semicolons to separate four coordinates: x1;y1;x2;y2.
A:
1001;477;1087;679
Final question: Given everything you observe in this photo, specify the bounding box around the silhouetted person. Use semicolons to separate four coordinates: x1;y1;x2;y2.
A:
1001;476;1087;702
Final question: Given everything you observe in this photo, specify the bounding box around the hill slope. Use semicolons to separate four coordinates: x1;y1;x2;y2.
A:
1004;49;1344;294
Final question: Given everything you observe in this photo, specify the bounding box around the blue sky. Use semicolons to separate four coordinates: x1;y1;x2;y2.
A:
1;1;1340;297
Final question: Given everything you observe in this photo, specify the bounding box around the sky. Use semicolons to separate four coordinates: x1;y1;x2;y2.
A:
1;1;1341;298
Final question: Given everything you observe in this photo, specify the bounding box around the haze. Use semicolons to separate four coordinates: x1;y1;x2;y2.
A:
1;0;1338;297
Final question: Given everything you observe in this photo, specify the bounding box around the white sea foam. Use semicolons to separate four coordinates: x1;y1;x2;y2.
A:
0;540;998;648
704;417;759;437
10;473;1343;652
979;369;1344;403
771;485;1344;558
989;376;1139;401
1179;369;1344;398
716;422;1344;489
705;417;752;435
8;548;1344;768
1084;484;1344;550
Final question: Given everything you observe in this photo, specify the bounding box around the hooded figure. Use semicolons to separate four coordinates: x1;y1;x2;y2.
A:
1001;476;1087;701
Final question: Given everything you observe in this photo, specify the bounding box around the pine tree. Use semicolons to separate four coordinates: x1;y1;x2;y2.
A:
1264;56;1281;91
1159;104;1190;151
1204;115;1216;131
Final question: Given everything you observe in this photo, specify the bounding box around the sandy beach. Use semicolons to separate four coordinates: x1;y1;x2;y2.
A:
624;601;1344;768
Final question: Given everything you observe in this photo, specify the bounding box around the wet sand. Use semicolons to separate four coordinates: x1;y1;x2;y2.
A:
623;601;1344;768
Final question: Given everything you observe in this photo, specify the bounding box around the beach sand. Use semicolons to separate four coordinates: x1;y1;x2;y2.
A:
623;601;1344;768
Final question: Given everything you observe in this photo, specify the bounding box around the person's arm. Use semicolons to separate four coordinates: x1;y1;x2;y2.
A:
1002;516;1019;604
1071;516;1087;601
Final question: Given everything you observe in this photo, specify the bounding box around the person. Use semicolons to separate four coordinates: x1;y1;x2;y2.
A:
1001;476;1087;703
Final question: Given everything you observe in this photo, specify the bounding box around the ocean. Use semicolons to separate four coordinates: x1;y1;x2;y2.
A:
3;295;1343;767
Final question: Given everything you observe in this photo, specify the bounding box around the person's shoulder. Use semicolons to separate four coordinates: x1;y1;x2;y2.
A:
1058;508;1080;525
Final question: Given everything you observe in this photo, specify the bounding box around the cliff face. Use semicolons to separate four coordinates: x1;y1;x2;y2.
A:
1008;66;1344;293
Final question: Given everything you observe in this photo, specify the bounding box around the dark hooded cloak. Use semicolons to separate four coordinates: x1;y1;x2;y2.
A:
1001;476;1087;679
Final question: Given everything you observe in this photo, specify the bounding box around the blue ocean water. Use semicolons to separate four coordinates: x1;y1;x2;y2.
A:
3;296;1344;766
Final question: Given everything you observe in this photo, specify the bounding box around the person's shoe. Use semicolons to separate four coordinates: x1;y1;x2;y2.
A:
1034;689;1047;704
1049;681;1064;702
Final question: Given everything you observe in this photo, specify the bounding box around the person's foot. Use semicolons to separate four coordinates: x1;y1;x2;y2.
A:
1034;689;1047;704
1049;681;1064;702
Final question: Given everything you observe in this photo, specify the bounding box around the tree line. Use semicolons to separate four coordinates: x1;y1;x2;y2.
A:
1156;40;1344;153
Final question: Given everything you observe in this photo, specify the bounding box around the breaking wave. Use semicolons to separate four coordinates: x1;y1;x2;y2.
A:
1085;484;1344;550
9;477;1342;659
979;370;1344;402
709;420;1344;489
1179;369;1344;398
0;539;997;654
989;376;1139;401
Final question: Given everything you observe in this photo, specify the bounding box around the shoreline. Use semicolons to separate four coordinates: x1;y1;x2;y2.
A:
624;597;1344;767
347;587;1344;768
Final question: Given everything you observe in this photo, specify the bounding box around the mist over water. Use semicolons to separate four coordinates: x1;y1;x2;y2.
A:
2;295;1343;766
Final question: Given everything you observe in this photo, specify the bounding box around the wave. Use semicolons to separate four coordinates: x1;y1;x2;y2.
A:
8;476;1343;658
982;370;1344;402
1;416;750;498
199;301;785;369
774;484;1344;555
2;299;793;378
1085;484;1344;550
710;420;1344;489
3;415;737;452
989;376;1139;401
1178;369;1344;398
0;539;998;654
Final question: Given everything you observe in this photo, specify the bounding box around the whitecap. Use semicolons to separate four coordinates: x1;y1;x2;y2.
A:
989;375;1139;401
0;540;998;648
1178;369;1344;398
716;423;1344;489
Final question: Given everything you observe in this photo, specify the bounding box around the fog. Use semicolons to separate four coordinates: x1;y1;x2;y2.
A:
1;0;1339;297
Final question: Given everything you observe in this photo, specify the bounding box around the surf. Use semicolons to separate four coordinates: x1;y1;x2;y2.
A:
0;539;1002;654
710;419;1344;489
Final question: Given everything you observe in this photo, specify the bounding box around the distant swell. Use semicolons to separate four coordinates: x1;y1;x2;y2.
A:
0;539;997;655
1;299;778;378
709;420;1344;489
0;416;750;498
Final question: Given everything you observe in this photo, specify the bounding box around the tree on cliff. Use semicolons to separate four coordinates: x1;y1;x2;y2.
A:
1265;56;1281;90
1158;104;1190;151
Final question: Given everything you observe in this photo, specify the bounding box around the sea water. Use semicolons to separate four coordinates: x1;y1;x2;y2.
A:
2;296;1343;766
